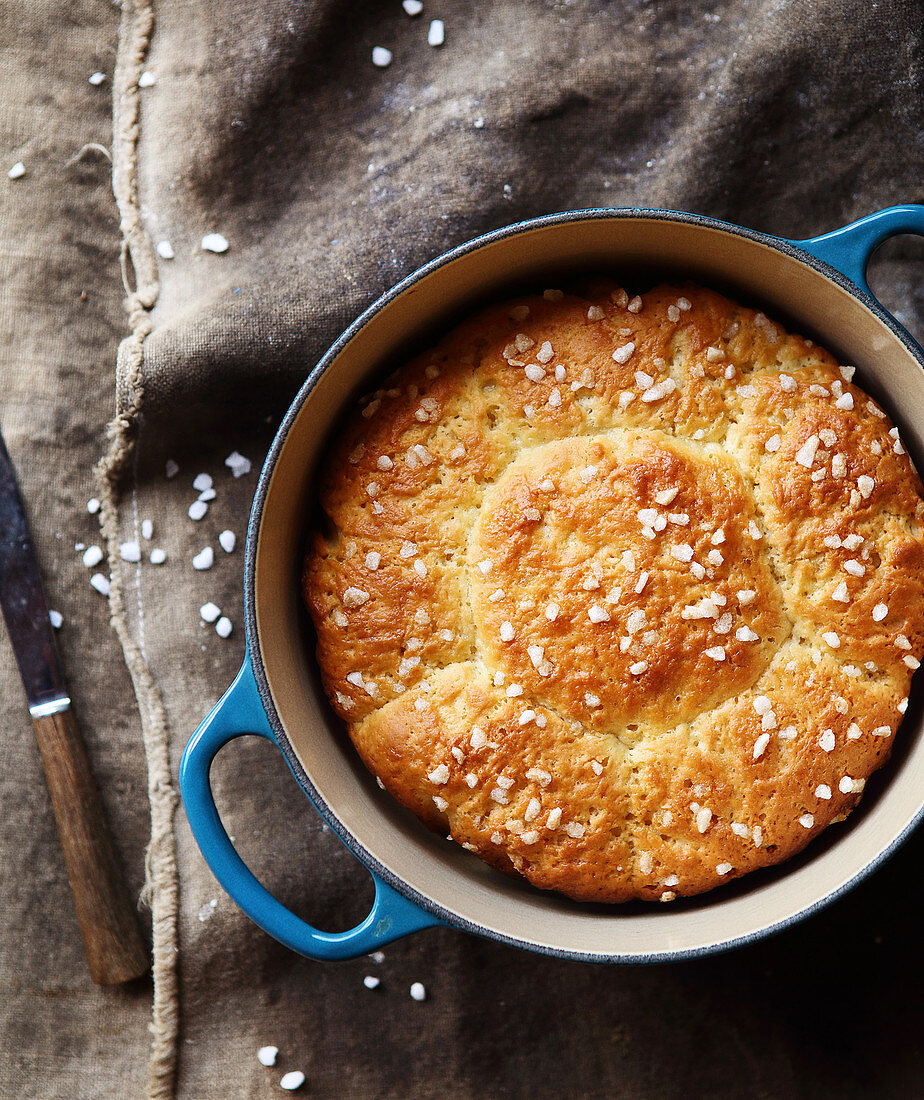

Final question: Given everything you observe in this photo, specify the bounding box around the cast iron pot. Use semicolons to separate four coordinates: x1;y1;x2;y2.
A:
180;204;924;962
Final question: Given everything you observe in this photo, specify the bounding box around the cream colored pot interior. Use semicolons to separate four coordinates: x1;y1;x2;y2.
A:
253;215;924;958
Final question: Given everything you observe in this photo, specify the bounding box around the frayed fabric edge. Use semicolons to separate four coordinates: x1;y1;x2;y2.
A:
96;2;181;1099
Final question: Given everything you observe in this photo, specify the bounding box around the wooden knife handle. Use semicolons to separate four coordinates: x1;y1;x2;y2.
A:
32;705;149;985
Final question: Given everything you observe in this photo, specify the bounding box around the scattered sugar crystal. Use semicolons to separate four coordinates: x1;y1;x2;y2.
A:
500;621;515;642
819;729;836;752
280;1071;305;1091
48;609;63;629
403;0;423;13
257;1046;278;1067
815;784;832;800
200;602;220;623
83;545;104;568
872;603;888;622
140;519;154;540
156;240;175;260
87;497;101;514
225;451;251;477
189;500;208;521
372;46;392;67
120;541;141;562
138;70;155;87
150;548;166;564
201;233;229;253
8;161;26;180
696;807;712;833
857;475;875;499
363;975;381;989
612;342;635;364
795;435;820;467
215;530;236;554
343;587;369;607
193;473;213;492
428;19;445;45
193;547;214;571
564;822;586;838
716;863;732;876
215;617;232;638
799;813;815;829
752;732;771;760
822;631;841;649
832;581;849;603
641;379;677;403
90;573;110;596
704;647;726;661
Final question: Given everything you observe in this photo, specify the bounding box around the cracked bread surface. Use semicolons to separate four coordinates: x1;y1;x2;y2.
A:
303;281;924;903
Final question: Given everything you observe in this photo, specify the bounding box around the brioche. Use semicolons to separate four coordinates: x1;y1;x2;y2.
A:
303;281;924;902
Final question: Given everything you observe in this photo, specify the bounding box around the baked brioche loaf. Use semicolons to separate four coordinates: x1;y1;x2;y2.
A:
303;281;924;903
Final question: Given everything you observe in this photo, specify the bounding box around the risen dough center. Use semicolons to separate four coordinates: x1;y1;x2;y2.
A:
469;432;789;730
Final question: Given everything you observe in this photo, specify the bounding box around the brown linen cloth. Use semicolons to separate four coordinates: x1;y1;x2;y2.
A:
2;0;924;1097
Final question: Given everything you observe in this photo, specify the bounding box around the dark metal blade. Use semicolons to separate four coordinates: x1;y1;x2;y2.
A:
0;432;69;714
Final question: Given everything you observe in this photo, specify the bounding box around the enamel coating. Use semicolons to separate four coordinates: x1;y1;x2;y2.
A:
181;205;924;962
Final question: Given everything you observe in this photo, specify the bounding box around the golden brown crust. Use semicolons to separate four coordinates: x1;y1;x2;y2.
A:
302;281;924;903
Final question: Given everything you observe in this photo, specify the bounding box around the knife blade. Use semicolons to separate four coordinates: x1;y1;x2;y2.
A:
0;434;70;716
0;432;148;984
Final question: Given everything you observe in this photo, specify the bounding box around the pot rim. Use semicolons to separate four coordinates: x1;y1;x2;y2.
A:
241;206;924;962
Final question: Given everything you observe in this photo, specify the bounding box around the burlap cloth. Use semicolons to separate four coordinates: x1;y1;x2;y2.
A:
2;0;924;1097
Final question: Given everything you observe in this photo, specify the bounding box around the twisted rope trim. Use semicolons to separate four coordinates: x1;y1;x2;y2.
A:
96;1;180;1097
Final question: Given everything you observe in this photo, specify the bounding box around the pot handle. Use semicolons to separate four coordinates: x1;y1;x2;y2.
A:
790;204;924;297
179;659;443;960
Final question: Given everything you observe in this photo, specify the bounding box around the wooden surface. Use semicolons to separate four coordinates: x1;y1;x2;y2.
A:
32;707;148;986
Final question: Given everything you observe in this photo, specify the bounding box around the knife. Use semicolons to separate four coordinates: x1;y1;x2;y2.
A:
0;432;148;985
